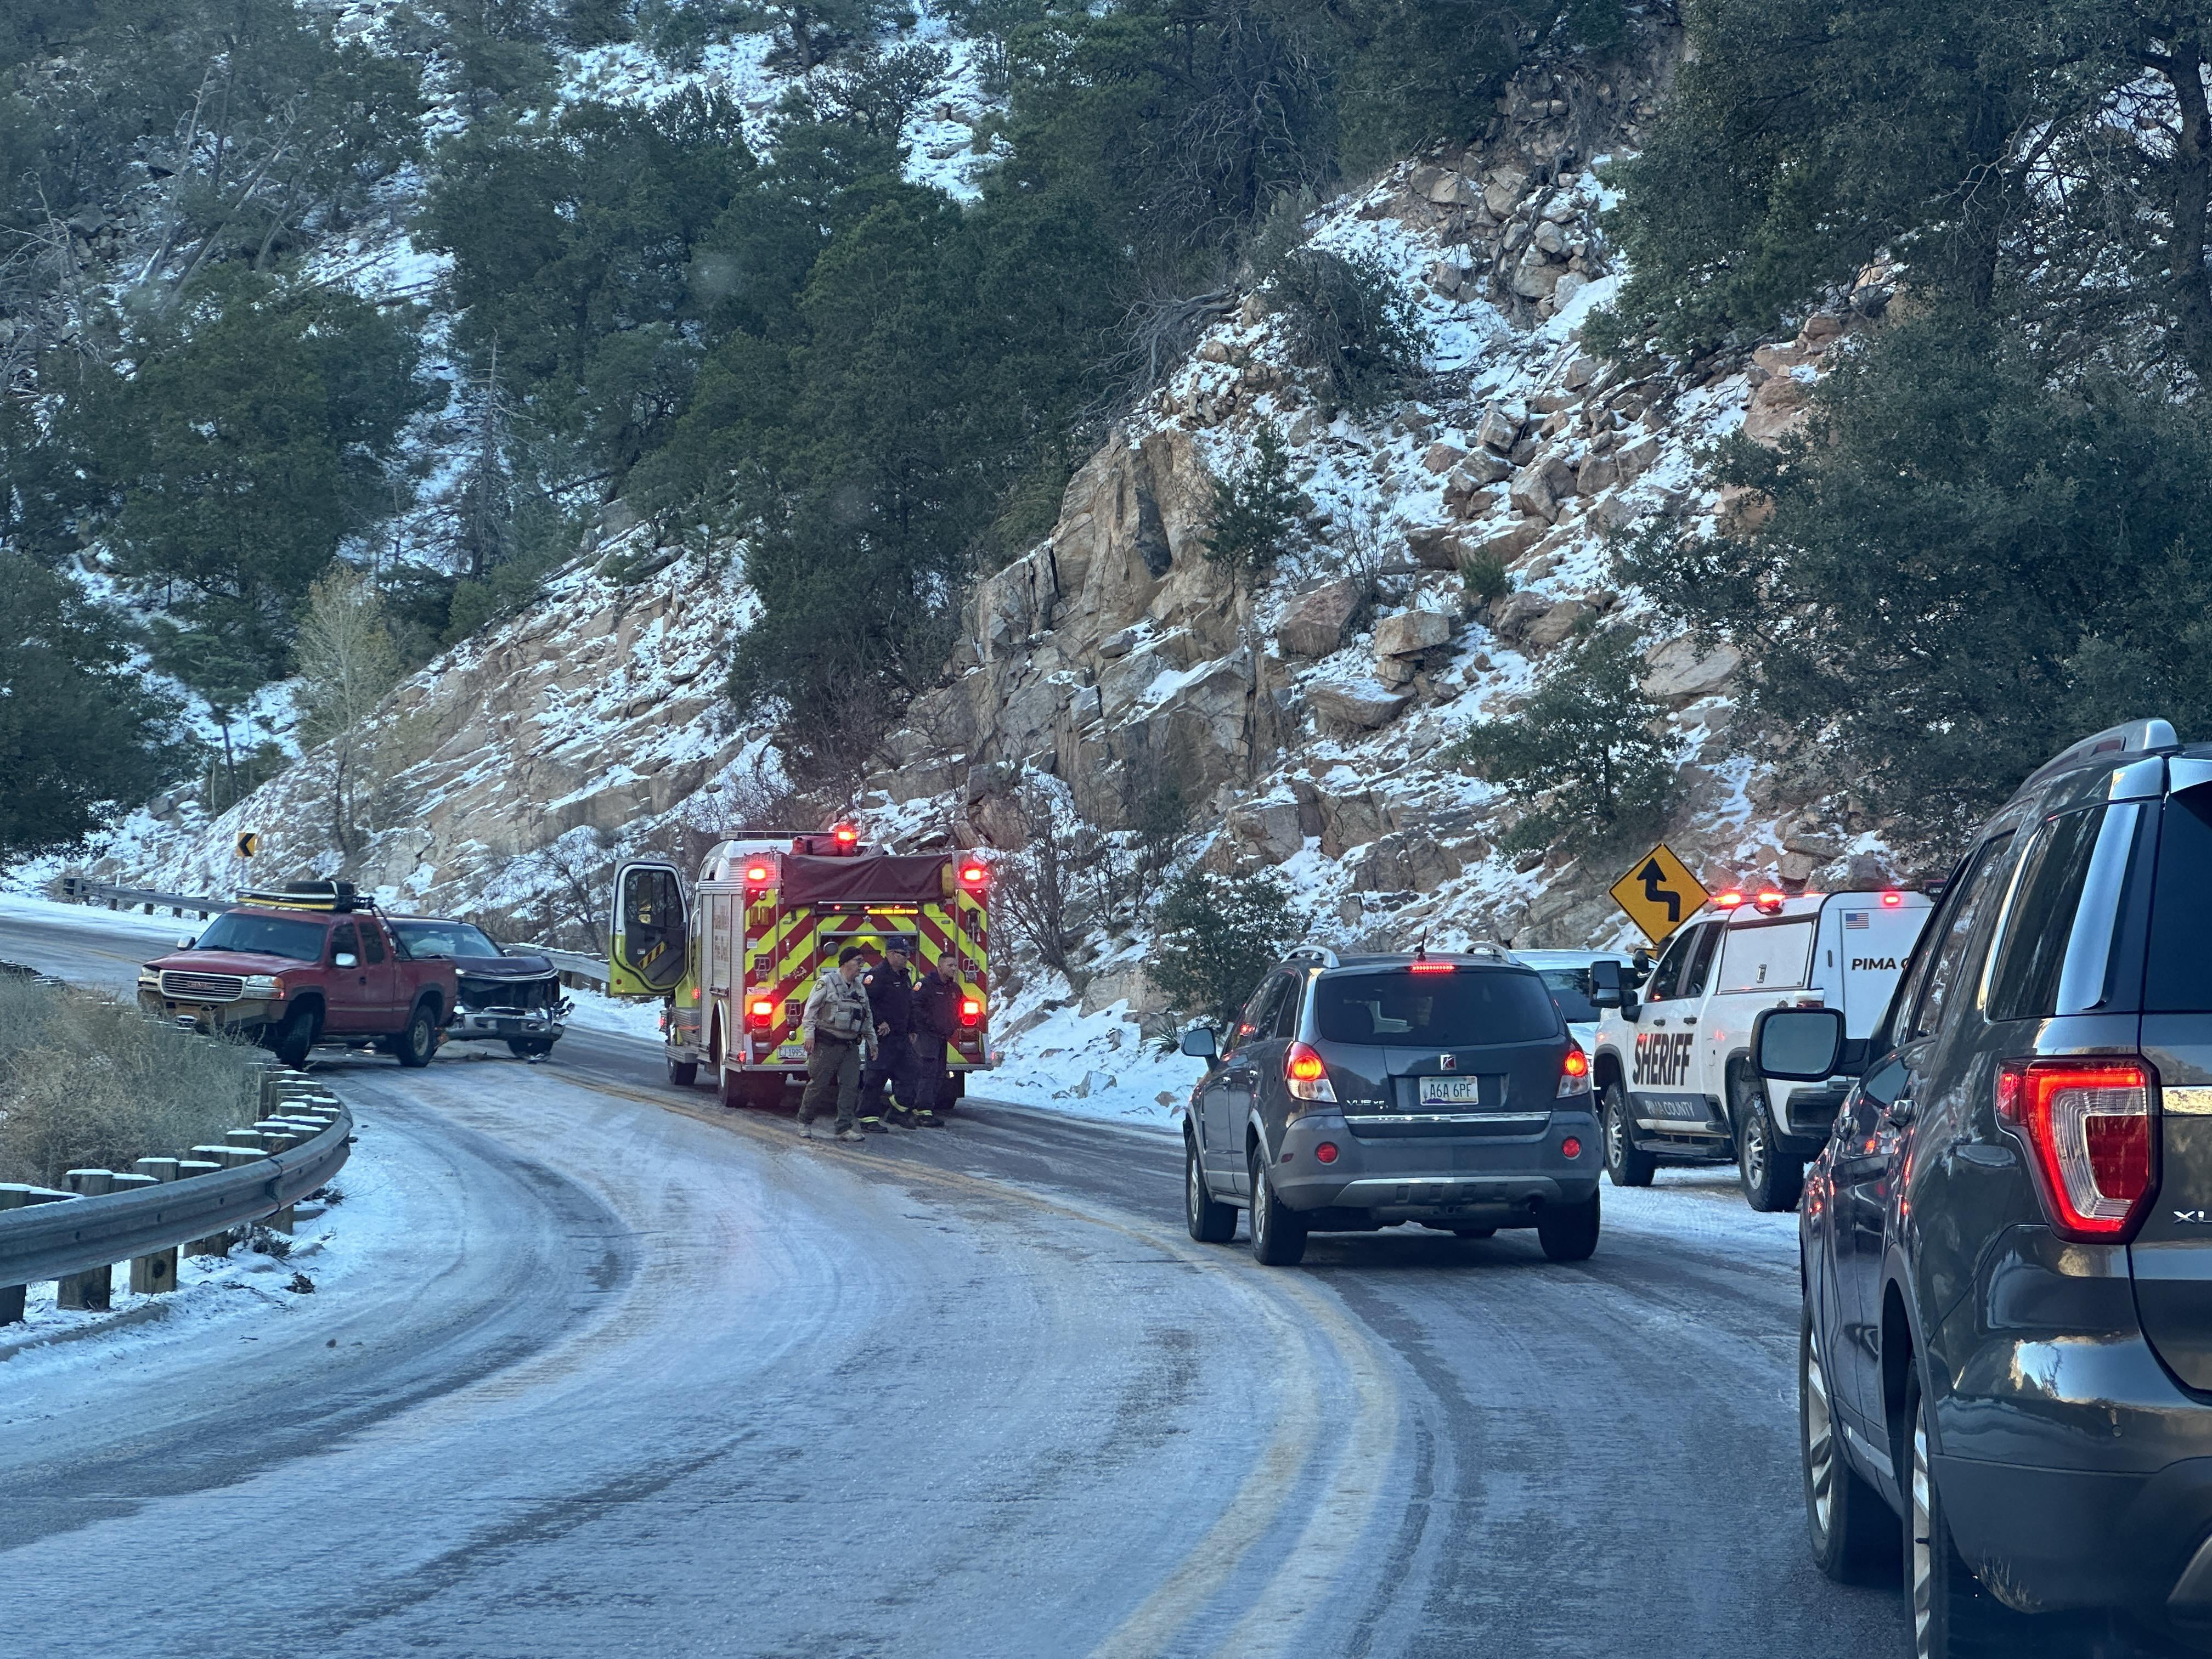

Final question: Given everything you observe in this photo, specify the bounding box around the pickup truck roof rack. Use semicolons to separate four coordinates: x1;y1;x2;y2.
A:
238;880;375;913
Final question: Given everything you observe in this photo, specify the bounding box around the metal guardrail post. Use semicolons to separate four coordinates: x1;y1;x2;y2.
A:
58;1169;115;1310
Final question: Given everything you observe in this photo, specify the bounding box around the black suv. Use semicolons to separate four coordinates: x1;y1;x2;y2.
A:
1180;946;1601;1267
1761;719;2212;1656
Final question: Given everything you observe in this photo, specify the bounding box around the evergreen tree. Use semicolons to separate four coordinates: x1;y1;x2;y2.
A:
0;554;190;860
1150;866;1300;1029
1452;622;1681;856
1202;424;1302;577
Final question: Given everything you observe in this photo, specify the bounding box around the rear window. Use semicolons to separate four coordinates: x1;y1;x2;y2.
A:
2146;791;2212;1012
1532;968;1599;1024
191;913;327;962
1987;805;2136;1020
1313;968;1560;1046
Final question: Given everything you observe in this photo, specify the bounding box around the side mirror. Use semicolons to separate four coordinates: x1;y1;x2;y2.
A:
1180;1026;1218;1060
1629;947;1652;984
1753;1006;1846;1081
176;935;196;949
1589;959;1625;1009
334;952;359;970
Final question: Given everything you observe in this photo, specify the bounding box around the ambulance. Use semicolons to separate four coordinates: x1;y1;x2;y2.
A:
606;829;992;1108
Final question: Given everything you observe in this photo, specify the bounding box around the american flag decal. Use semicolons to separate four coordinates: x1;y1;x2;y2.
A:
1844;911;1870;930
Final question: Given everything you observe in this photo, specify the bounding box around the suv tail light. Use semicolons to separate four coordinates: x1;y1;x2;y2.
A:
1285;1041;1338;1104
1559;1047;1592;1098
1996;1058;2158;1242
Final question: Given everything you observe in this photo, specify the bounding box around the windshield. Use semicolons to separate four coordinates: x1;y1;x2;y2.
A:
392;920;503;959
1533;968;1601;1024
1313;968;1562;1046
190;912;328;963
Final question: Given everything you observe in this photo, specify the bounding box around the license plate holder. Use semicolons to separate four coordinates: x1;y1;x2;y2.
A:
1418;1077;1483;1106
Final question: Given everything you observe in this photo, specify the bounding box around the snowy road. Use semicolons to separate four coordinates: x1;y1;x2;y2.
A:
0;906;1900;1657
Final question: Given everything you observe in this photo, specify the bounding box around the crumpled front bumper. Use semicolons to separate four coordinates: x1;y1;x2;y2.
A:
445;1001;570;1042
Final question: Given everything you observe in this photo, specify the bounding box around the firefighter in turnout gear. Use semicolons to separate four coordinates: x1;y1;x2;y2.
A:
860;940;923;1131
911;951;965;1125
799;948;876;1142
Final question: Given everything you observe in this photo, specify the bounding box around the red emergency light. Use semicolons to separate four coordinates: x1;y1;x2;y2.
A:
747;997;775;1028
1880;890;1904;907
1712;890;1747;909
1752;889;1787;914
958;860;989;888
959;997;982;1026
744;862;774;885
833;825;859;847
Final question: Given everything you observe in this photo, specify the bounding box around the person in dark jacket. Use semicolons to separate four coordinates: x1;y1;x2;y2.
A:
910;951;966;1125
860;940;922;1131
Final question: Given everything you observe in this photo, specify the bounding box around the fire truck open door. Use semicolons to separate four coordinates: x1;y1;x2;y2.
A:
608;859;688;998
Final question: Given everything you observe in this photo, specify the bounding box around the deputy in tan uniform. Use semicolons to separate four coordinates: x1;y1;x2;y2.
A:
799;947;876;1142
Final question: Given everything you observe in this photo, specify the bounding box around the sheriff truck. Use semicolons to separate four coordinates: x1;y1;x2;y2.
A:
607;829;992;1109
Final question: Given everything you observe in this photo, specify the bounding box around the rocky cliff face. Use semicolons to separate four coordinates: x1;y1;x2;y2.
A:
59;26;1911;1111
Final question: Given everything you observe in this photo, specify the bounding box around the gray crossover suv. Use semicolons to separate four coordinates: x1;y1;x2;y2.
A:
1181;945;1601;1266
1762;718;2212;1656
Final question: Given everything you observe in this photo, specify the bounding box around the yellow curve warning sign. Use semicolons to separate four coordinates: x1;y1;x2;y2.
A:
1608;843;1709;944
235;831;259;859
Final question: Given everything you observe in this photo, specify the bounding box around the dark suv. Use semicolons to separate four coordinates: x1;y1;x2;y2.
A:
1180;946;1601;1266
1762;719;2212;1656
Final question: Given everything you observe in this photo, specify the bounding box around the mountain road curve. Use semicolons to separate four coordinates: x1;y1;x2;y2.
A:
0;907;1901;1658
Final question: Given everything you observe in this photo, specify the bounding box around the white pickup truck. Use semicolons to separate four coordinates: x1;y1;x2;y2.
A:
1587;886;1934;1210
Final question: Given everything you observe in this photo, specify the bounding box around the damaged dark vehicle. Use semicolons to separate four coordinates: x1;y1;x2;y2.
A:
389;917;568;1059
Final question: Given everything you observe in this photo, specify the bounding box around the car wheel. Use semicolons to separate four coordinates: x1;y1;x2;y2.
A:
394;1000;438;1068
1536;1190;1600;1262
1601;1081;1655;1187
1802;1305;1892;1584
506;1037;555;1059
1736;1075;1805;1212
1186;1135;1237;1243
667;1057;699;1087
1248;1146;1307;1266
270;1003;319;1069
1907;1372;2055;1657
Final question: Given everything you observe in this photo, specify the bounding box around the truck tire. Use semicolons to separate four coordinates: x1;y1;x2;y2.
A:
1248;1146;1308;1266
394;999;438;1068
1906;1372;2063;1657
271;1003;319;1069
1601;1080;1655;1188
1736;1074;1805;1212
1537;1190;1600;1262
667;1056;699;1087
1186;1133;1237;1243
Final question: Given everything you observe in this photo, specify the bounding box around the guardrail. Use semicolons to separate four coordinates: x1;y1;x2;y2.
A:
520;945;611;988
57;878;230;919
0;1065;352;1326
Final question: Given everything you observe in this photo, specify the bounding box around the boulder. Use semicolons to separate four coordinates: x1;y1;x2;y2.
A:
1278;578;1363;657
1477;403;1523;453
1469;519;1547;566
1561;353;1596;390
1641;635;1741;703
1510;245;1564;300
1743;373;1813;444
1452;450;1513;487
1551;271;1590;311
1488;590;1554;643
1227;799;1306;865
1374;608;1452;658
1317;788;1391;857
1613;435;1662;481
1532;219;1569;257
1521;598;1589;649
1407;526;1468;571
1308;680;1413;735
1427;259;1465;296
1422;441;1468;475
1352;831;1468;894
1080;963;1167;1019
1802;311;1845;343
1483;166;1530;216
1508;466;1558;522
1576;452;1620;494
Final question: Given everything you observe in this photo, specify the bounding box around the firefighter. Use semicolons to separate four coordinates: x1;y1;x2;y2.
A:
910;950;966;1126
798;947;876;1142
860;939;922;1131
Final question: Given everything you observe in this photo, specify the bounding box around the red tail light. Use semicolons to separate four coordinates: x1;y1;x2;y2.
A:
960;997;981;1026
747;997;775;1028
1408;961;1455;975
1558;1046;1592;1097
1285;1040;1336;1103
1997;1058;2157;1241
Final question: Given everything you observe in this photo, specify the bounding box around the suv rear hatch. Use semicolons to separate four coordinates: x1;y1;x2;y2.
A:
1313;965;1567;1136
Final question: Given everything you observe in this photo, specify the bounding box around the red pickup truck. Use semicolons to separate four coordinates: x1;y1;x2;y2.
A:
137;884;458;1068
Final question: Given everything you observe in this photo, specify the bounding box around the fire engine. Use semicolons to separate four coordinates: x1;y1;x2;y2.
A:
606;828;992;1108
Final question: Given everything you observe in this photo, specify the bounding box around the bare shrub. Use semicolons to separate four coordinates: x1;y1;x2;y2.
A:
995;785;1090;988
0;979;262;1187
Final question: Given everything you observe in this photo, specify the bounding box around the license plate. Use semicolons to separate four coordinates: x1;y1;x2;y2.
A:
1418;1078;1483;1105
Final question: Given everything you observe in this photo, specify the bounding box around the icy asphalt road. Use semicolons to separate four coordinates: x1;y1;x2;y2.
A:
0;907;1901;1657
